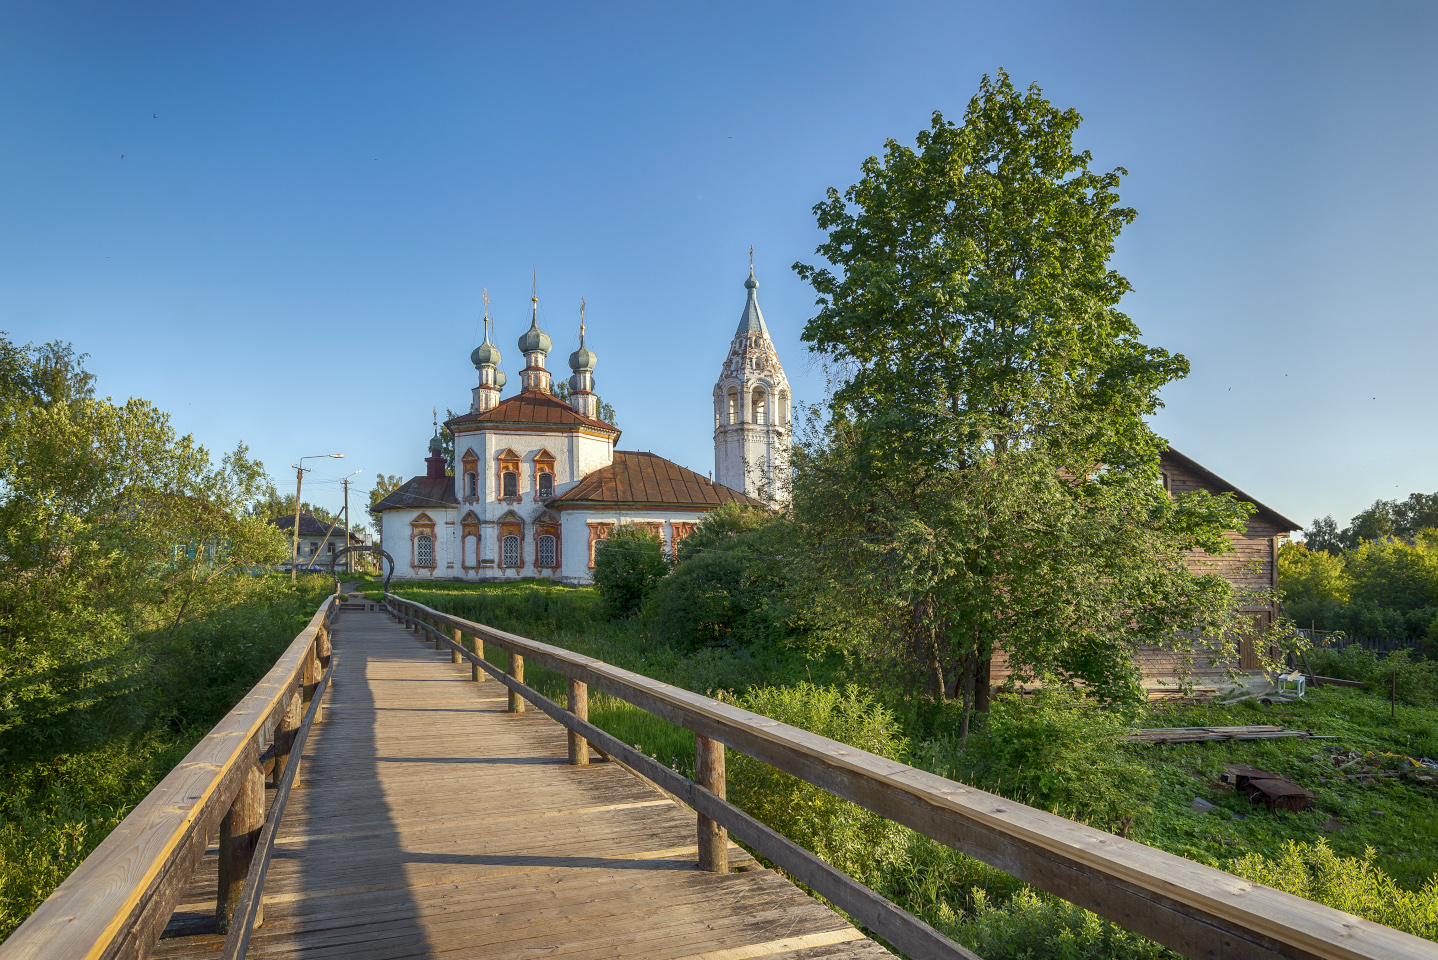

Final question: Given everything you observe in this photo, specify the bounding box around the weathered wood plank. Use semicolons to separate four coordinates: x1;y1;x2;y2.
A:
147;604;882;960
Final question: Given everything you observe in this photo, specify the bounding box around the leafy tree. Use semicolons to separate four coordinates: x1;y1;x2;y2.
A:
1343;500;1397;549
1394;492;1438;540
653;504;794;648
591;525;668;617
1345;531;1438;615
791;73;1252;729
1307;491;1438;555
1278;541;1349;608
1303;515;1343;554
368;473;404;526
250;485;339;525
0;336;287;749
551;379;618;426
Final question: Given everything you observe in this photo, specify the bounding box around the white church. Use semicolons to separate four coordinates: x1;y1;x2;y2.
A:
374;264;792;583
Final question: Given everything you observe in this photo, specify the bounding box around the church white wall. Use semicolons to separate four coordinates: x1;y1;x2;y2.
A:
450;427;613;512
558;508;714;583
380;507;458;580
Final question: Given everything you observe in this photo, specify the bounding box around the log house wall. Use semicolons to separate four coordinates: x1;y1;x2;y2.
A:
990;451;1297;684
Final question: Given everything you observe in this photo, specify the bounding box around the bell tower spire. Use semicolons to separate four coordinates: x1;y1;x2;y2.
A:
714;252;791;503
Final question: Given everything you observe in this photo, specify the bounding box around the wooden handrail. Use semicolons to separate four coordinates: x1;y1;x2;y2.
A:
0;596;339;960
383;593;1438;960
218;653;336;960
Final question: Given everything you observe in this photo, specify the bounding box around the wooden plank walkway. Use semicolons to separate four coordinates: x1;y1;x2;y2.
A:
153;604;888;960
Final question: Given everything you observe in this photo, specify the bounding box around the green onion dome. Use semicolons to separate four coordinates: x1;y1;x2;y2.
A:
568;327;596;373
518;299;551;354
470;337;500;368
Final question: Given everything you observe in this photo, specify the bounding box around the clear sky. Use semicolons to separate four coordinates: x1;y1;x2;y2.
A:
2;2;1434;530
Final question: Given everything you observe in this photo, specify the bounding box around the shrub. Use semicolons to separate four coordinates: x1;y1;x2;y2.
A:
956;686;1153;830
724;683;906;880
652;510;794;649
1227;840;1438;941
954;887;1178;960
1305;646;1438;707
591;525;668;617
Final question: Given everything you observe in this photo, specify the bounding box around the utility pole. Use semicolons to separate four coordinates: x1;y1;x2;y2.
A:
291;454;346;582
291;465;305;583
343;476;352;574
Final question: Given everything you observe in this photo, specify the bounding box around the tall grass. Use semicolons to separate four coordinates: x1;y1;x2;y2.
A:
0;578;333;941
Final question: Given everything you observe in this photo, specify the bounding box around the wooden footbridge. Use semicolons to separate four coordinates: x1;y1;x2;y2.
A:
4;594;1436;960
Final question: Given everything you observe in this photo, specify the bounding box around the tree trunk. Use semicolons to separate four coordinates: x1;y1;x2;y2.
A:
958;655;976;741
974;652;992;716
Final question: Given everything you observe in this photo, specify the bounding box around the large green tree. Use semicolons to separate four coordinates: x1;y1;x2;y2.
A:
0;337;287;747
792;73;1251;727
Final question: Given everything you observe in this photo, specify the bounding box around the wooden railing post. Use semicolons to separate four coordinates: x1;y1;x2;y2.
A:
216;764;265;932
508;652;525;713
567;678;589;765
471;633;484;682
451;626;462;664
272;688;301;785
696;735;727;873
431;616;442;651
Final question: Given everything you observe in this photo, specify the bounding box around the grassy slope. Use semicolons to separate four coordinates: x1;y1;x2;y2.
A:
1134;692;1438;889
0;578;334;941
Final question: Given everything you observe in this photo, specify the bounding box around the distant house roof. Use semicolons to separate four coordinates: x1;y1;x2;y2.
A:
446;390;619;437
550;451;767;510
1162;448;1301;532
370;476;460;513
268;513;362;540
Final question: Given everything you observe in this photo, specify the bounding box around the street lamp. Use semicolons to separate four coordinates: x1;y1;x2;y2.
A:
291;453;344;581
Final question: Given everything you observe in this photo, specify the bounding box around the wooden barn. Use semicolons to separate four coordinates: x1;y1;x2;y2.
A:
1153;447;1302;674
990;447;1302;687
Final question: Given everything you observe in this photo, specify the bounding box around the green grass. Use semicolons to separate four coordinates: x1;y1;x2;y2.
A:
1129;688;1438;889
0;580;334;942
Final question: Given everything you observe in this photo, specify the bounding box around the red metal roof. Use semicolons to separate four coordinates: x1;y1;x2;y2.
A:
370;476;459;513
551;451;767;509
447;391;619;437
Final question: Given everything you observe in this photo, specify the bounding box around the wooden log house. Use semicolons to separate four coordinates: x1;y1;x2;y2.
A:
990;447;1302;685
1156;447;1302;673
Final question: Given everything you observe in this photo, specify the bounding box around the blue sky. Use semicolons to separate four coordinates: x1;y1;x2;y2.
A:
2;2;1434;530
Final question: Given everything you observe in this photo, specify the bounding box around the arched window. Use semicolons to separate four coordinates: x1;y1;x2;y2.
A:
502;535;520;567
465;471;477;498
502;471;518;499
538;472;553;499
463;535;477;567
727;386;739;425
415;535;434;568
537;534;556;568
752;388;767;425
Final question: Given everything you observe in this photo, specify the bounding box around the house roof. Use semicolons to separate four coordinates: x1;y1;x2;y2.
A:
1162;448;1301;532
268;513;362;540
550;450;767;510
370;476;460;513
446;390;619;437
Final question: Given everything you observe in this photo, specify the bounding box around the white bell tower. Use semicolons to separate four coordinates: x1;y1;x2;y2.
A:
713;253;791;504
